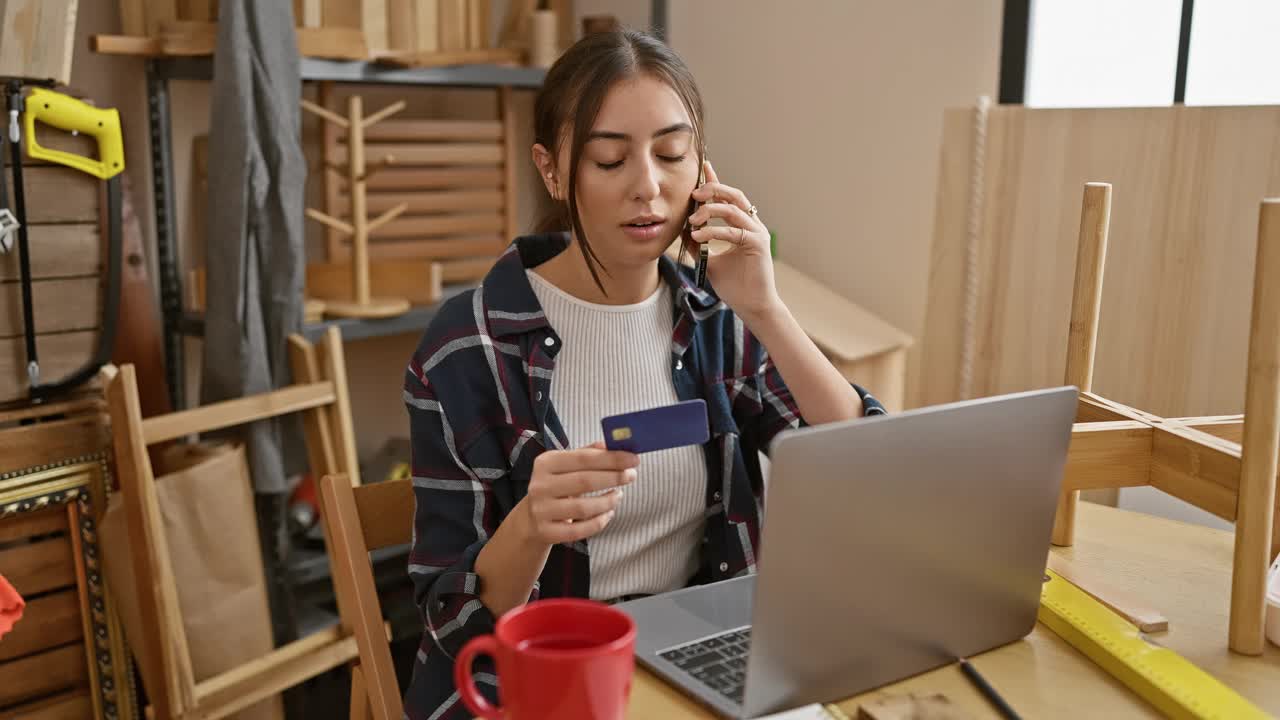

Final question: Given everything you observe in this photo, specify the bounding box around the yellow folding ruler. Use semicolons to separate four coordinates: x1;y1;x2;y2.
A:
1039;570;1270;719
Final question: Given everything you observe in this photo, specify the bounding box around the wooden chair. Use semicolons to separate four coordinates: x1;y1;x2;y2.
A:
1051;183;1280;654
317;473;414;720
105;326;362;719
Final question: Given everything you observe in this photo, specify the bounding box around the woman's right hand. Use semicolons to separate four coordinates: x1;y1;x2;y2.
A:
522;442;638;545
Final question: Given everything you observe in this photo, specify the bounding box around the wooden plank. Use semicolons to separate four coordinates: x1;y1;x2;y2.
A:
352;478;413;551
189;633;358;720
21;167;98;224
331;142;503;167
119;0;147;36
0;277;101;338
439;257;495;284
361;0;389;54
0;643;89;708
1045;553;1168;633
106;367;195;715
287;336;338;479
0;0;78;85
178;0;217;22
364;235;505;260
297;26;370;60
0;535;75;597
301;0;322;27
319;327;361;486
140;381;337;444
320;475;404;720
362;167;503;191
0;332;99;406
1175;415;1245;443
307;260;442;305
0;224;101;281
439;0;467;51
1229;197;1280;654
1062;421;1152;493
0;414;106;476
335;189;503;215
1149;424;1243;522
0;505;66;544
367;213;503;240
323;0;362;28
359;119;502;142
466;0;487;48
388;0;415;50
0;588;82;662
4;689;94;720
413;0;439;53
145;0;179;36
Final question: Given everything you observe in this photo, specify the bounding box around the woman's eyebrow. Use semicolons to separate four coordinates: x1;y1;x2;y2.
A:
586;122;693;142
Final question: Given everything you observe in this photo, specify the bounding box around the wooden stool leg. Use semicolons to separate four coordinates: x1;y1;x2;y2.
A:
1229;198;1280;655
1053;183;1112;547
351;663;371;720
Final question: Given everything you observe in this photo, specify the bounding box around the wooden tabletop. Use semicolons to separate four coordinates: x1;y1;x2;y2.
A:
627;502;1280;718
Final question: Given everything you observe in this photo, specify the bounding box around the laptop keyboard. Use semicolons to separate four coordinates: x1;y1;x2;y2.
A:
658;627;752;704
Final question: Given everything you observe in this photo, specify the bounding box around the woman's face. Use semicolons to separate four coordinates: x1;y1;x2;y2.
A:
549;74;700;271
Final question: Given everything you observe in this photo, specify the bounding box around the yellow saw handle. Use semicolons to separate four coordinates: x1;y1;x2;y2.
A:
23;86;125;180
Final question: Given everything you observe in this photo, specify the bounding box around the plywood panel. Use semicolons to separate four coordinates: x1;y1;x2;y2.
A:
0;331;100;408
919;105;1280;418
19;167;99;224
0;224;101;281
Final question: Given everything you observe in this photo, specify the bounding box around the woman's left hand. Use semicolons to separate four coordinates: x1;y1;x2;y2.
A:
688;162;781;320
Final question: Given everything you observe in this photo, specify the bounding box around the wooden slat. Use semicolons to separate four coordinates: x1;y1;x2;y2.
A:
365;235;506;260
0;535;74;597
307;261;442;305
361;167;504;191
358;119;503;142
288;336;339;480
0;413;106;475
0;224;101;281
335;189;504;215
321;475;404;720
21;167;98;223
140;381;337;444
0;643;88;708
353;478;414;551
4;689;94;720
119;0;146;35
331;142;503;167
0;277;101;338
1062;421;1152;493
0;505;65;544
0;0;78;85
297;26;370;60
1149;424;1243;522
1045;553;1168;632
190;631;358;720
179;0;217;22
0;588;82;662
1174;415;1245;443
320;327;361;486
388;0;416;50
368;213;504;240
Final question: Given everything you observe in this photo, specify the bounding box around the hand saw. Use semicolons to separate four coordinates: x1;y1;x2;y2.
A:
6;84;124;400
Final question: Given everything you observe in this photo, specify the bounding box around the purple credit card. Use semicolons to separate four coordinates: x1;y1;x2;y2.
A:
601;399;710;454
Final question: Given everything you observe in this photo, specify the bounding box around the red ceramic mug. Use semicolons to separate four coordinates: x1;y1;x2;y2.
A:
454;598;637;719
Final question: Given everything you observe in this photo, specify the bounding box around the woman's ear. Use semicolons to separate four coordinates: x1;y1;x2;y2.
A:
531;143;560;201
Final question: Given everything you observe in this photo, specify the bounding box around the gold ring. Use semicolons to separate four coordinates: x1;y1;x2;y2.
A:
739;227;745;243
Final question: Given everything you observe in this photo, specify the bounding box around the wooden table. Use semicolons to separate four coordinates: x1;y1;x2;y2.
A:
628;503;1280;718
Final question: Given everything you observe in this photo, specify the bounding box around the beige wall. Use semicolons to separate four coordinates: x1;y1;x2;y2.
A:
668;1;1002;407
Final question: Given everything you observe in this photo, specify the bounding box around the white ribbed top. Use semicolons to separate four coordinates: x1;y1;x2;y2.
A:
527;270;707;601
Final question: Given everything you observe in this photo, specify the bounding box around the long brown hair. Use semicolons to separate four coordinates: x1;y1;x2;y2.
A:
533;29;706;292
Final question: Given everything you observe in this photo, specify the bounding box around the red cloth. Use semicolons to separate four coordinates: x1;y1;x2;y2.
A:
0;573;24;639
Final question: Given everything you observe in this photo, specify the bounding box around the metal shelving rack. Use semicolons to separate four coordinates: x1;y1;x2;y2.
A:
145;56;546;409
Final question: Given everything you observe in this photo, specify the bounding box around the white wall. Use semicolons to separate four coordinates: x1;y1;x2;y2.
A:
667;1;1003;407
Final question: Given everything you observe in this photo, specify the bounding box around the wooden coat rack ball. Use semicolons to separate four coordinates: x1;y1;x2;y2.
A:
302;95;411;319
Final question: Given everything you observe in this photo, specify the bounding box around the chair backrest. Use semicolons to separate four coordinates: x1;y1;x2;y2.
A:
106;326;361;719
319;473;414;720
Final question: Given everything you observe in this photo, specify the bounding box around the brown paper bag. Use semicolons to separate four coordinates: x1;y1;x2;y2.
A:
101;442;283;720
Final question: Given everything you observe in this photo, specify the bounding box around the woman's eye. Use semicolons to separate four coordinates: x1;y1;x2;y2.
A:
658;154;687;163
595;160;624;170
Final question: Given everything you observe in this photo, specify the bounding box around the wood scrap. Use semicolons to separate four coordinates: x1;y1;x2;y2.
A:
1046;553;1169;632
374;47;521;68
857;693;971;720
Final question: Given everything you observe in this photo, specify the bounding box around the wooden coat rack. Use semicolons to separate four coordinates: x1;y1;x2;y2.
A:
1053;183;1280;655
302;96;411;318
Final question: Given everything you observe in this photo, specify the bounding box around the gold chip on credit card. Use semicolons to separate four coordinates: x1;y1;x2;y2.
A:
611;427;633;441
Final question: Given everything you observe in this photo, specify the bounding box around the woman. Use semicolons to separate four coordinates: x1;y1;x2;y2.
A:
402;29;885;718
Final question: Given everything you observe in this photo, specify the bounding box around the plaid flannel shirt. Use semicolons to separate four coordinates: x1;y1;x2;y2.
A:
402;233;886;719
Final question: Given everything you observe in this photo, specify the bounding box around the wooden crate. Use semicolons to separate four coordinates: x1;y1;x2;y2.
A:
0;132;105;404
0;397;135;720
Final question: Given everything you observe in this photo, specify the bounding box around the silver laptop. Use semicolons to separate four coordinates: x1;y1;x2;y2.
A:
618;387;1078;718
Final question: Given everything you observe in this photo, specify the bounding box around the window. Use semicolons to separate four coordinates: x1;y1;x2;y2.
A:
1184;0;1280;105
